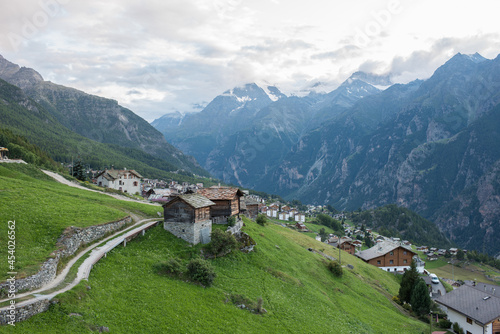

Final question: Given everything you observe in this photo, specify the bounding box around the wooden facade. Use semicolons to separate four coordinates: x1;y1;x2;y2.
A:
339;241;356;255
365;246;415;268
197;187;244;218
162;194;215;244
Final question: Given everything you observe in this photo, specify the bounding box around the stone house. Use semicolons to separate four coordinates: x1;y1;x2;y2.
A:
162;194;215;244
355;241;417;273
197;186;244;223
95;168;142;194
436;283;500;334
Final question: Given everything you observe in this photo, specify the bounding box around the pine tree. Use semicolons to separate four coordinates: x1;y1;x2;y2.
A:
398;259;419;304
72;158;86;181
410;278;431;316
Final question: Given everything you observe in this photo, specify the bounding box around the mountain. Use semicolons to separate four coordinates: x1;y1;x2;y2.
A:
153;77;381;188
0;55;207;177
269;53;500;256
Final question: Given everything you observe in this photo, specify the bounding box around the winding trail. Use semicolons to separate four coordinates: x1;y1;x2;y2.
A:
0;170;163;315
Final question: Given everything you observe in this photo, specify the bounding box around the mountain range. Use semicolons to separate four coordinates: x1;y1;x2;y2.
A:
153;52;500;256
0;54;208;179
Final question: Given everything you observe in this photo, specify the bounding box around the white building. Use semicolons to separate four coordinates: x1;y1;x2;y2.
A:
96;168;142;194
294;213;305;223
279;212;290;221
436;283;500;334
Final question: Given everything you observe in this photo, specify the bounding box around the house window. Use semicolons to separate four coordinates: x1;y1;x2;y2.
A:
390;251;394;256
466;331;472;334
403;259;407;264
377;260;381;265
403;251;407;255
133;181;138;186
466;318;472;324
389;260;394;264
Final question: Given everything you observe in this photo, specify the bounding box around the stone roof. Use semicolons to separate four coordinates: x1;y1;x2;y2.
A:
355;241;414;261
197;187;244;200
436;284;500;325
96;168;142;181
244;197;261;206
180;194;216;209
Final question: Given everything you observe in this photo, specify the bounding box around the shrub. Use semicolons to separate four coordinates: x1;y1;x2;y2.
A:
156;258;183;276
327;261;343;277
437;319;452;329
206;228;239;256
187;258;216;287
452;322;464;334
392;295;401;305
227;216;236;227
256;214;267;226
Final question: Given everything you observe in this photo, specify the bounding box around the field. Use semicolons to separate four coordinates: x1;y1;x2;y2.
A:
8;216;428;333
0;164;159;280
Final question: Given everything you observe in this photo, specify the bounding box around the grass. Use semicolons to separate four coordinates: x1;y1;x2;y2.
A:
0;164;159;280
13;217;428;333
431;263;500;285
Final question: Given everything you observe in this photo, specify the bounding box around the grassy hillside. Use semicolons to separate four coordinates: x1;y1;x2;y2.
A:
12;217;427;333
0;164;160;280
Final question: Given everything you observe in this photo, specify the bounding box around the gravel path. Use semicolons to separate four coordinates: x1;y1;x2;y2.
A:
42;170;160;206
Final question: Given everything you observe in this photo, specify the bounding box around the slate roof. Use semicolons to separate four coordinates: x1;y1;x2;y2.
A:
96;169;142;181
244;197;261;206
166;194;216;209
355;241;415;261
197;187;244;200
436;284;500;325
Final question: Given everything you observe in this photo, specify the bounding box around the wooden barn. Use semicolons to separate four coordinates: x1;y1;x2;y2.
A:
162;194;215;244
197;186;244;223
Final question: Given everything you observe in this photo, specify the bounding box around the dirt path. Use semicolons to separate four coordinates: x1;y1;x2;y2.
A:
42;170;160;206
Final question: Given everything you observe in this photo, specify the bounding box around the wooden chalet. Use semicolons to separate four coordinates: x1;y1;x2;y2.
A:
162;194;215;244
197;186;244;223
355;241;417;272
243;197;260;219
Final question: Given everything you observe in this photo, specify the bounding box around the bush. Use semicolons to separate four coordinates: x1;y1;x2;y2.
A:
392;295;401;305
155;258;183;277
327;261;343;277
256;214;267;226
437;319;452;329
187;258;216;287
453;322;464;334
205;229;239;256
227;216;236;227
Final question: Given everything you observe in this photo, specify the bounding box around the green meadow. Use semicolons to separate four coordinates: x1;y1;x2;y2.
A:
11;217;427;333
0;164;159;280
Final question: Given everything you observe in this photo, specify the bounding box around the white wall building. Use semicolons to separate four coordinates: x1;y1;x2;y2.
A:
96;168;142;194
436;284;500;334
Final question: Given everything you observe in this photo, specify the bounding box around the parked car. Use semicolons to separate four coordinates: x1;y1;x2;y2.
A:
429;273;439;284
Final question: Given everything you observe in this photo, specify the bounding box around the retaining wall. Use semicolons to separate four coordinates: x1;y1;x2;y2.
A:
0;216;131;294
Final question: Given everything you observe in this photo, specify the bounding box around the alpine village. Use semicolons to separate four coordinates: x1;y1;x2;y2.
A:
1;5;500;334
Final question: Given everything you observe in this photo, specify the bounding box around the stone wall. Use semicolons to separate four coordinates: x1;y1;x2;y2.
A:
0;216;131;294
0;299;50;325
164;219;211;244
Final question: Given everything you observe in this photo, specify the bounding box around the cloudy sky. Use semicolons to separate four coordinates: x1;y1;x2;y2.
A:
1;0;500;121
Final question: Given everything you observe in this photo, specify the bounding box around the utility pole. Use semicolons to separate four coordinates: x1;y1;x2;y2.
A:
429;311;432;334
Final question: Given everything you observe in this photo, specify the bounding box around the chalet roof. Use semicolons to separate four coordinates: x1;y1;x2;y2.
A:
163;194;215;209
197;187;244;200
436;284;500;325
355;241;414;261
96;168;142;181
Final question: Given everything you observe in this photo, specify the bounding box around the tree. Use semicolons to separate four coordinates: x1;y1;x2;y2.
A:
327;261;343;277
319;228;328;242
398;260;420;304
72;157;86;181
410;278;431;316
364;236;374;248
456;249;465;261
